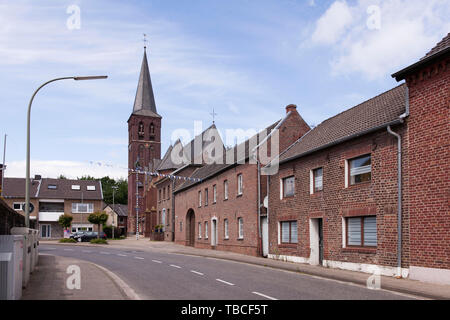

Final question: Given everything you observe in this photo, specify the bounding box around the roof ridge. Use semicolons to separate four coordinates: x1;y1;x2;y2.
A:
315;84;405;129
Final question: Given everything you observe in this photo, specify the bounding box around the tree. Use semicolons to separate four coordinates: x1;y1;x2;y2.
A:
57;174;67;179
58;214;73;232
87;211;109;238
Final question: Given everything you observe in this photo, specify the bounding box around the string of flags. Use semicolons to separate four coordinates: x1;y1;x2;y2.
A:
87;160;202;183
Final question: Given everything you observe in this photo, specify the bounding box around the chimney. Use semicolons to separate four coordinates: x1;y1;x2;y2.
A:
286;104;297;114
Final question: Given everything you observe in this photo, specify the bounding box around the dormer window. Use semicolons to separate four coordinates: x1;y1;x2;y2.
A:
87;186;96;191
48;185;57;190
71;185;81;190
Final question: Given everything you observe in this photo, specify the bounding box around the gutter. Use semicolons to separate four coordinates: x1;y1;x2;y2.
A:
251;112;292;256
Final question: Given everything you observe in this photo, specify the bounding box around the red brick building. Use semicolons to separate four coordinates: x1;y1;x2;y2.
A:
173;106;310;256
267;34;449;284
392;33;450;283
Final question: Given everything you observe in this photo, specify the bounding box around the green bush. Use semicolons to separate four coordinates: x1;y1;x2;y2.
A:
59;238;76;243
90;238;108;244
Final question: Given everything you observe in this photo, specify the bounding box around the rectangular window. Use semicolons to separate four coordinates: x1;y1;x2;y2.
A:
281;221;298;244
238;218;244;239
282;176;295;198
71;185;80;190
48;185;57;190
180;221;182;232
87;185;96;191
313;168;323;192
205;221;209;239
237;174;243;195
224;180;228;200
205;188;208;206
13;202;25;211
224;219;229;239
159;189;162;202
349;155;371;185
198;222;202;239
198;190;202;207
213;185;217;203
347;216;377;247
72;203;94;213
168;185;170;199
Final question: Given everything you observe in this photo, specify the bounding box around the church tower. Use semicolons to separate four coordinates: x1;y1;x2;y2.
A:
128;48;161;236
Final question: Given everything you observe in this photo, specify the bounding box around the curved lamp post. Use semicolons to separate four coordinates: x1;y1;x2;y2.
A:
25;76;108;228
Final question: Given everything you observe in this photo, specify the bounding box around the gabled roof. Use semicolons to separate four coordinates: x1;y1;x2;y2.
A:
392;33;450;81
174;119;282;194
277;84;407;165
3;177;103;201
157;141;183;172
105;204;128;217
132;49;160;118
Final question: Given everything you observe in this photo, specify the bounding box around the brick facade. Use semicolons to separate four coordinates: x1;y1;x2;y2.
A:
173;107;310;256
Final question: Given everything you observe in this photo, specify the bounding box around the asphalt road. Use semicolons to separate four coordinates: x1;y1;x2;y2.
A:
39;244;417;300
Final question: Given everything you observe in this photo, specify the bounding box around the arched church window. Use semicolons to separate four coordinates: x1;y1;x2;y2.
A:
149;123;155;141
138;122;145;139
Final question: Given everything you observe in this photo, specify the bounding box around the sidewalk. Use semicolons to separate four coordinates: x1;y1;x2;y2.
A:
22;254;138;300
40;238;450;300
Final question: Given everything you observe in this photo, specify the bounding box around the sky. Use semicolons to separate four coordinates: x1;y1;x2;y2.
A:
1;0;449;179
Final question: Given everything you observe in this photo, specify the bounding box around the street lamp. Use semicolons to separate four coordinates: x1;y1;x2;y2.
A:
112;185;118;239
25;76;108;228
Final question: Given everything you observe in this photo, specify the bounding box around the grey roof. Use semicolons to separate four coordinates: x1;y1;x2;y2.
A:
174;119;281;193
278;84;407;165
421;33;450;60
132;50;160;118
157;143;183;172
105;204;128;217
3;177;103;201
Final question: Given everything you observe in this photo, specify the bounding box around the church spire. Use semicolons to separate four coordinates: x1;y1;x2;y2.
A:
132;47;160;117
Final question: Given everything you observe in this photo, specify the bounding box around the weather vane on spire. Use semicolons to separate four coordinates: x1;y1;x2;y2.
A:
143;33;148;50
210;107;218;124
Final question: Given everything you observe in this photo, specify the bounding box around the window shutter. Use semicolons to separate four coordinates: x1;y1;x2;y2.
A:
347;217;362;246
364;217;377;246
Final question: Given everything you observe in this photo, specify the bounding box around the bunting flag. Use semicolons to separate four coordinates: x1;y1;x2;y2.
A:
87;160;202;183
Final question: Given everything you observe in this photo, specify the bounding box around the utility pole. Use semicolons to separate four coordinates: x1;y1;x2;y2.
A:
1;134;6;198
112;185;118;239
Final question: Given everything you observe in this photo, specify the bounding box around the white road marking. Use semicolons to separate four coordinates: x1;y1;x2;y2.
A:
100;252;110;255
216;279;235;286
152;260;162;264
252;291;278;300
134;256;145;260
170;264;182;269
63;248;73;251
191;270;204;276
117;254;127;257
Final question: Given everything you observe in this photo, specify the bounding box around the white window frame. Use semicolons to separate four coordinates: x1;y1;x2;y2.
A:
198;190;202;207
13;202;25;211
347;154;372;187
238;218;244;239
213;185;217;203
71;203;94;214
71;185;81;190
224;180;228;200
237;174;243;195
198;222;202;239
204;221;209;239
87;185;96;191
224;219;229;239
282;176;295;198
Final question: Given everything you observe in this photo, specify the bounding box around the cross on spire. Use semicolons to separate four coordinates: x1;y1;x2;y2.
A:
210;107;218;124
143;33;148;50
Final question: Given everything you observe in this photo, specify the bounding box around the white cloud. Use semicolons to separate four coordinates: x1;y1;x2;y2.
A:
311;1;353;45
310;0;450;79
4;160;128;180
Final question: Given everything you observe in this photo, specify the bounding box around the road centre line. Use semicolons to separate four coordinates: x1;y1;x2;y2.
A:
134;256;145;260
190;270;204;276
152;260;162;263
216;279;235;286
170;264;182;269
252;291;278;300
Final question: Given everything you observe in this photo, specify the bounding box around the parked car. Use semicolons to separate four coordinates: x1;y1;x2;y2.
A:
70;231;87;239
73;231;107;242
